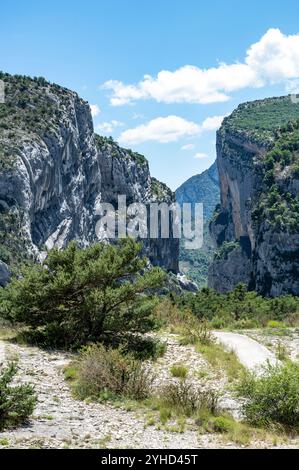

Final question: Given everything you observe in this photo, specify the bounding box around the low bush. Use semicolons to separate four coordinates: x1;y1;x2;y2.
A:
170;364;189;379
207;415;236;433
0;362;37;430
180;317;213;346
267;320;287;329
157;380;219;418
275;342;290;361
74;344;155;401
236;362;299;429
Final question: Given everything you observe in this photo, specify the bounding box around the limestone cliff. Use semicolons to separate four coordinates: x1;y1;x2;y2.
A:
0;73;178;278
209;96;299;297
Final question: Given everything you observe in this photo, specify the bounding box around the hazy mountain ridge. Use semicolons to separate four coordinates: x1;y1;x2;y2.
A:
176;162;220;287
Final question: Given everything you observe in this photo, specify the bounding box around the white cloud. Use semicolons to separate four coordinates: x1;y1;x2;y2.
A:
90;104;101;117
118;116;200;144
194;152;208;159
103;29;299;106
131;112;145;120
201;115;225;131
181;143;195;150
118;113;224;145
103;80;146;106
96;120;123;134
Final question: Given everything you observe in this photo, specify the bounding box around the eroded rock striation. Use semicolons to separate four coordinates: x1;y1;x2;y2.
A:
0;73;178;277
209;96;299;296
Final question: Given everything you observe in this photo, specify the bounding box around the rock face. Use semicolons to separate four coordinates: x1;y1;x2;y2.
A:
209;96;299;296
0;260;10;286
0;73;178;273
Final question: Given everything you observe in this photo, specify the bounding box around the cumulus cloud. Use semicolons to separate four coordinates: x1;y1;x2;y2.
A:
96;120;123;134
103;29;299;106
118;114;224;145
118;116;200;144
90;104;101;117
181;143;195;150
201;115;226;131
194;152;208;159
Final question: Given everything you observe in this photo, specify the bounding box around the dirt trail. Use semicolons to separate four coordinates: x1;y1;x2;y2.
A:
213;331;279;373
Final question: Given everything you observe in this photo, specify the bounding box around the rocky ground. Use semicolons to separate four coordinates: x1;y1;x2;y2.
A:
0;330;298;449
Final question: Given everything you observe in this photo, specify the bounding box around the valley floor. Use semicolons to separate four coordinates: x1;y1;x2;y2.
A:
0;330;298;449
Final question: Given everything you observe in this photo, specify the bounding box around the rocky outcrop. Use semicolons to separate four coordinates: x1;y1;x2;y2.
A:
95;137;179;271
176;273;199;292
209;96;299;296
0;73;178;273
208;243;253;293
0;260;10;286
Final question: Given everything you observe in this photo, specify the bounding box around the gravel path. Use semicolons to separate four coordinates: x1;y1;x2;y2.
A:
244;328;299;363
213;331;279;373
0;338;229;449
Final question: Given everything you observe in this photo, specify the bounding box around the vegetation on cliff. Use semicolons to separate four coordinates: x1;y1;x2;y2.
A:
253;119;299;232
223;95;299;142
0;72;80;145
94;133;148;167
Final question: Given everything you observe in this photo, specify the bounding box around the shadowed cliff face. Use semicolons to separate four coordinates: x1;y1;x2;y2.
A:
175;162;220;288
0;73;178;277
209;96;299;297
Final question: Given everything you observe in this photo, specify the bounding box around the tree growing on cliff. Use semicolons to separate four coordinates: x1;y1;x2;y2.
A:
0;239;166;350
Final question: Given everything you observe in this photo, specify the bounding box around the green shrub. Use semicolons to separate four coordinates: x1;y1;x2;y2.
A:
214;241;240;260
177;285;299;327
233;318;259;329
119;334;167;361
180;317;213;346
0;362;37;430
158;380;219;418
74;344;155;401
275;342;290;361
170;364;189;379
267;320;287;329
207;415;235;433
236;362;299;428
0;239;166;350
210;316;228;329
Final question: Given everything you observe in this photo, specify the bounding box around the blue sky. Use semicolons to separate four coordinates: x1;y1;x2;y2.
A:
1;0;299;189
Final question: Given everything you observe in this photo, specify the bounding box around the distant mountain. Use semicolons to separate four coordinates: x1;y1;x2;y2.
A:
175;162;220;288
176;161;219;221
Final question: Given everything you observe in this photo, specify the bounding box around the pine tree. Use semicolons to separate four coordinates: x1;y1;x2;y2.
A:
0;239;166;349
